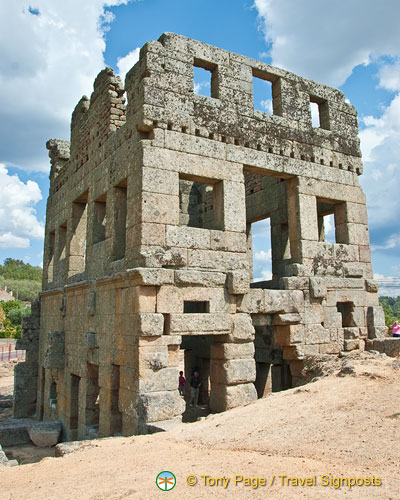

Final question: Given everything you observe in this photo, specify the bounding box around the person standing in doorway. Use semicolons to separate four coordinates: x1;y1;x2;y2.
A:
178;371;185;397
190;371;201;407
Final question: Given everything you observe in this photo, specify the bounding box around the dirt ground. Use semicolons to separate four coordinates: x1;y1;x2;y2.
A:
0;352;399;500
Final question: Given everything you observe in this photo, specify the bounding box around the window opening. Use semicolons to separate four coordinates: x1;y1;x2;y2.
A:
183;301;209;313
193;58;218;98
179;175;223;230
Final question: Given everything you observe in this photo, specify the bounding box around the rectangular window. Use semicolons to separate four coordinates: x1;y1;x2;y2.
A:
183;301;209;313
193;58;218;98
93;193;107;244
252;69;281;115
179;174;223;230
310;96;330;130
337;302;354;327
248;218;272;283
57;223;67;260
244;168;291;287
47;230;55;283
112;180;127;261
317;199;345;244
70;191;88;275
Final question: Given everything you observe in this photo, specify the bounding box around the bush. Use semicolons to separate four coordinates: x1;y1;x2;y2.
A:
0;300;30;338
7;305;31;326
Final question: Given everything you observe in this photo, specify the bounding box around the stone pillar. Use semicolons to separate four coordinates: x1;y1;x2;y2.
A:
134;334;185;433
209;314;257;412
13;300;41;418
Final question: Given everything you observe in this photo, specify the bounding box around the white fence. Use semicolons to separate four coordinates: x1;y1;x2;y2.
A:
0;343;25;362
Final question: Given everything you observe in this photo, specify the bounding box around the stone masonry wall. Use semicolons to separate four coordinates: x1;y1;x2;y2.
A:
24;33;388;439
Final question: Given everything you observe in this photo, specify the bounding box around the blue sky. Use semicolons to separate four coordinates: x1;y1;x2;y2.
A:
0;0;400;295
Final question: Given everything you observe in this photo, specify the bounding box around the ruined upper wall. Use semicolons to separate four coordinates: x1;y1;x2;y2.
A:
50;32;361;197
125;33;361;174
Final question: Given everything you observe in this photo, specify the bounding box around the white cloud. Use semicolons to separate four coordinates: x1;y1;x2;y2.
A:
0;1;132;172
371;234;400;252
0;234;30;249
359;94;400;228
254;249;271;262
194;81;211;95
0;164;44;248
254;0;400;87
117;47;140;82
378;60;400;92
260;98;273;113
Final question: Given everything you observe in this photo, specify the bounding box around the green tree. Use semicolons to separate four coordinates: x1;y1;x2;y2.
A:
379;296;400;327
7;305;30;326
0;258;42;281
0;302;5;327
2;279;41;301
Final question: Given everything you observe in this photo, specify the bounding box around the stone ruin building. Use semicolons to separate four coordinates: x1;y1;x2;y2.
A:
14;33;389;441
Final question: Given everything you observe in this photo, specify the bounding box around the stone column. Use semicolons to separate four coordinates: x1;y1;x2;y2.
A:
13;300;41;418
209;314;257;412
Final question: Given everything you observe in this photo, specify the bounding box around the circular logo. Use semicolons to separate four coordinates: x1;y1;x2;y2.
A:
156;471;176;491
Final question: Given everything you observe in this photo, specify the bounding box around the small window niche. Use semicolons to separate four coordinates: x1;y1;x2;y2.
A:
47;230;55;283
252;68;281;115
337;302;355;327
179;174;223;230
70;191;88;275
184;301;210;313
93;193;107;244
112;179;127;261
310;96;330;130
57;222;67;260
193;58;218;98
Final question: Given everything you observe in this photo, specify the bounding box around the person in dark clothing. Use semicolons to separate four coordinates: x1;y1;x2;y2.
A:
189;371;201;407
178;371;185;396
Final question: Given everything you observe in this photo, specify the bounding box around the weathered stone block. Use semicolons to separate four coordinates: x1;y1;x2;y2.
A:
304;325;330;345
273;313;302;325
167;313;231;335
343;263;364;278
343;327;359;339
127;268;174;286
344;339;359;351
211;358;256;385
309;277;327;299
365;279;378;293
226;270;250;295
274;324;304;345
174;270;226;287
135;313;164;337
138;390;185;423
209;382;257;412
210;342;254;360
366;338;400;357
138;368;179;392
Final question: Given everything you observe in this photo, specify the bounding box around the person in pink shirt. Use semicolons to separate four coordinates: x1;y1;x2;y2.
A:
391;321;400;338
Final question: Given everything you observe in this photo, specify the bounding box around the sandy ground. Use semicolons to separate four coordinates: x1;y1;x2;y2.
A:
0;352;399;500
